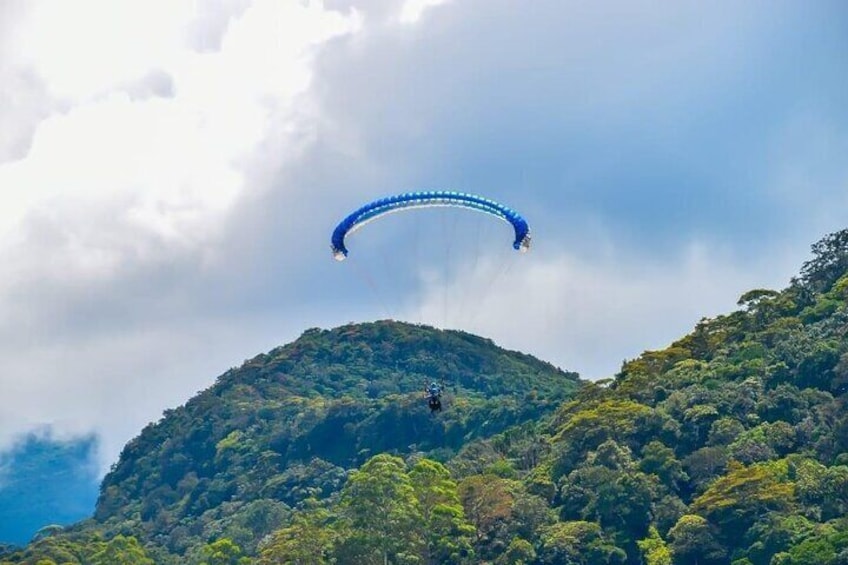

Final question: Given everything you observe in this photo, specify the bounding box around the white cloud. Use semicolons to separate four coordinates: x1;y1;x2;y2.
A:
405;242;799;380
0;317;283;470
0;0;360;469
1;0;360;239
399;0;450;24
16;1;192;100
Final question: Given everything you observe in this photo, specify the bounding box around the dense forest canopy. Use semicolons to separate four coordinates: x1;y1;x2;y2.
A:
4;229;848;564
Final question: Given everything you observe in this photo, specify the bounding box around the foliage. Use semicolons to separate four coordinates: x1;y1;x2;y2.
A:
637;527;671;565
336;454;424;562
0;533;155;565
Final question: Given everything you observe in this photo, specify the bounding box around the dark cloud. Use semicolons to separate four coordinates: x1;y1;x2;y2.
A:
304;0;848;257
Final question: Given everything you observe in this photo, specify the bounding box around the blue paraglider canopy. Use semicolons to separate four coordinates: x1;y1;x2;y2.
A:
331;191;531;260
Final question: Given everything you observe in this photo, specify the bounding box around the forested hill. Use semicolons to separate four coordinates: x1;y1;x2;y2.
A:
97;322;577;521
5;230;848;565
0;322;578;564
528;229;848;565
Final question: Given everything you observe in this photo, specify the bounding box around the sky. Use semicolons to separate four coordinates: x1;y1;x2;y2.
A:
0;0;847;474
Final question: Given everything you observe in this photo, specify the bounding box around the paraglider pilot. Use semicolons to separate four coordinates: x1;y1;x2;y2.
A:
426;381;443;413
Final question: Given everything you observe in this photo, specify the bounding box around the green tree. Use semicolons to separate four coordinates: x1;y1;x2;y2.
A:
537;521;625;565
779;539;837;565
337;454;424;564
199;538;251;565
551;400;654;475
707;418;745;447
742;514;818;565
682;447;729;494
408;459;475;564
458;474;515;546
258;506;336;565
495;537;536;565
797;229;848;294
89;535;155;565
692;460;795;543
508;490;556;544
559;441;657;553
640;441;688;492
637;527;672;565
667;515;725;565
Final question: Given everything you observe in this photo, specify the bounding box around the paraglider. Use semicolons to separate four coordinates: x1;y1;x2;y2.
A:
330;190;532;413
330;191;531;261
425;381;443;413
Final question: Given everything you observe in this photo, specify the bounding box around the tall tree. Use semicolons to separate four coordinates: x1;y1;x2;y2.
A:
637;527;672;565
89;535;155;565
667;515;725;565
798;229;848;294
258;506;335;565
458;474;514;550
408;459;475;564
692;461;795;544
337;454;424;564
